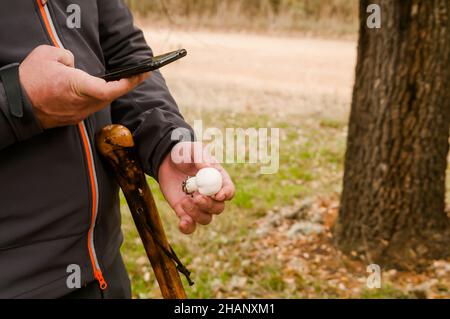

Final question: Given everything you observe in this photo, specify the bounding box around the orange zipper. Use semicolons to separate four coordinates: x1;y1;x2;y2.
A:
37;0;107;290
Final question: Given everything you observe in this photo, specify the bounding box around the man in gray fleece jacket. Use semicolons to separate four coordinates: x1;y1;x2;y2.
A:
0;0;234;298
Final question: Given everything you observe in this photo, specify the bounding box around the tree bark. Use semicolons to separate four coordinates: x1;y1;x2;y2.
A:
335;0;450;270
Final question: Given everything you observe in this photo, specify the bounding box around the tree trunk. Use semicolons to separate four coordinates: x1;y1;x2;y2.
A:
335;0;450;270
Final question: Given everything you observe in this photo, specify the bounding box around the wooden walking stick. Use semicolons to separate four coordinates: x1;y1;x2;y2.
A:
96;124;193;299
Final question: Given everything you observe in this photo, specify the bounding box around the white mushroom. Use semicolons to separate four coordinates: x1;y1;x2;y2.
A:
183;168;223;197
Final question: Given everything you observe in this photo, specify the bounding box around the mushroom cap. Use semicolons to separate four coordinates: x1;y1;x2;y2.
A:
196;168;223;196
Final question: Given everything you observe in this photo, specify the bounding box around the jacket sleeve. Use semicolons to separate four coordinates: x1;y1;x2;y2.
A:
97;0;194;180
0;63;43;151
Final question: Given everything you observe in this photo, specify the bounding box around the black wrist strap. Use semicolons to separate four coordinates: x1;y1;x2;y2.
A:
0;63;23;118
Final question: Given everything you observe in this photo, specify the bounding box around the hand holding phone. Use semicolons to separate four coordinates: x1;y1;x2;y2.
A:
101;49;187;82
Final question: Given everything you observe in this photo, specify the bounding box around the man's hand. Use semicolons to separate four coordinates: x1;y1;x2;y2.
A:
158;142;235;234
19;45;149;129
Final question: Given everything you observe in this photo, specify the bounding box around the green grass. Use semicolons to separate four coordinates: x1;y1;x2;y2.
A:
119;109;349;298
119;109;449;299
360;285;414;299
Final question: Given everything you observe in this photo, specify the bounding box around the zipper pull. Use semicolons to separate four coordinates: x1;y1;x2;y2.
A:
94;270;108;290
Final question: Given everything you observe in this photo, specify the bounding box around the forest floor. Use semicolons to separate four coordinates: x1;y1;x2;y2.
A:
120;27;450;299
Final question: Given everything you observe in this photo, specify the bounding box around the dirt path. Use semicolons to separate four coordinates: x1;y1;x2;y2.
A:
142;27;357;117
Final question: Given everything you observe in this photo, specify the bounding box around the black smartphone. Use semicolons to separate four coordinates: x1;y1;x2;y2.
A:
100;49;187;82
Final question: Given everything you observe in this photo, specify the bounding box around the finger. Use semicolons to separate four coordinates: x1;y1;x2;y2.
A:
174;206;197;235
55;49;75;68
211;166;235;202
193;194;225;215
181;199;213;225
187;147;235;202
35;45;75;68
180;215;196;235
214;183;235;202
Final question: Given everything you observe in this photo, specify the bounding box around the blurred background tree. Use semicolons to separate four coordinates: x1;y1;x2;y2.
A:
124;0;358;35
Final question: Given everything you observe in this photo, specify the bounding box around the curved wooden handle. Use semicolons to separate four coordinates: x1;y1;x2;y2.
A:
96;125;188;299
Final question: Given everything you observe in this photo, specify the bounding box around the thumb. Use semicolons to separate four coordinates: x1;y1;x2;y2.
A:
102;72;150;101
75;71;149;102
